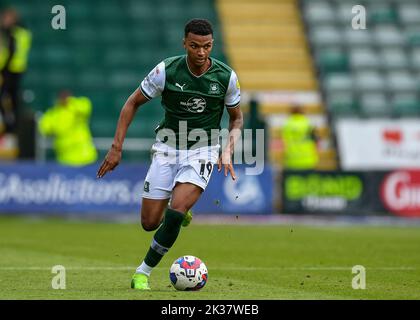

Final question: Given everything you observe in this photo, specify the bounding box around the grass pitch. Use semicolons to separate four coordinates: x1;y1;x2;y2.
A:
0;216;419;300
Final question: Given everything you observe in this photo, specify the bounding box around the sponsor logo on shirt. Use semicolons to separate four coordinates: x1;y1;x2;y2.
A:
175;83;186;91
180;97;206;113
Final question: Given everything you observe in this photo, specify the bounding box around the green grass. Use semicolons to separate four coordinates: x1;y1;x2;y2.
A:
0;216;419;300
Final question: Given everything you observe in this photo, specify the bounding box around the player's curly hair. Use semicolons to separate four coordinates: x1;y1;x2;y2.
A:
184;19;213;37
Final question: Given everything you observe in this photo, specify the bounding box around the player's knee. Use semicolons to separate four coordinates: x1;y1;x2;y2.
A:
141;221;159;232
140;216;160;231
169;204;189;214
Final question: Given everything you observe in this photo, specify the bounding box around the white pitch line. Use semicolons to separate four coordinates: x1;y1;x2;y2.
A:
0;266;417;271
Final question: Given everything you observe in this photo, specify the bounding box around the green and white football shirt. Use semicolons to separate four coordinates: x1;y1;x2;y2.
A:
140;55;240;149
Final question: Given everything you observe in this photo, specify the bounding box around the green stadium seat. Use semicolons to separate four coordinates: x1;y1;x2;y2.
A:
343;28;373;47
398;3;420;25
43;45;74;66
374;25;406;47
44;70;76;90
369;4;398;24
68;24;99;44
77;70;108;90
316;49;349;74
27;45;44;67
90;118;117;137
97;25;130;45
381;48;409;70
28;87;60;112
128;27;160;44
304;1;336;26
354;71;386;92
386;71;417;93
93;2;126;23
310;27;342;47
159;2;191;21
103;48;137;68
326;93;359;117
392;93;420;116
66;2;92;20
349;48;380;70
189;2;216;19
127;121;159;139
323;73;353;93
336;3;357;25
72;46;103;66
108;71;141;90
359;93;392;117
406;27;420;47
126;1;156;21
11;2;49;21
22;68;44;88
103;46;159;70
34;24;71;46
411;48;420;70
164;27;186;49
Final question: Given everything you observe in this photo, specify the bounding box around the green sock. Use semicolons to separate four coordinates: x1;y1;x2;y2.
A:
144;208;184;267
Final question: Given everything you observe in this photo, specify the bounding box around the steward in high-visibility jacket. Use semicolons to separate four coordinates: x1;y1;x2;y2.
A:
39;94;98;166
281;106;319;170
0;24;32;74
0;8;32;133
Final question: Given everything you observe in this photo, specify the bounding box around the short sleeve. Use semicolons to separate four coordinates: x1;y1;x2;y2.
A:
139;61;166;100
224;70;241;108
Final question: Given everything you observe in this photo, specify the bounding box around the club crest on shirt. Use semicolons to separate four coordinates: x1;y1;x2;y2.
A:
208;83;220;94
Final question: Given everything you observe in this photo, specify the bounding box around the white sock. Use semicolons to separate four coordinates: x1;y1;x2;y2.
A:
136;261;153;277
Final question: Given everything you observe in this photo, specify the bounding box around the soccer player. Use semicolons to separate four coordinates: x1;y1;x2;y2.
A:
97;19;243;290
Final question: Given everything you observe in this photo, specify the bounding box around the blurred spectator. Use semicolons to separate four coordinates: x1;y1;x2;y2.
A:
39;91;98;166
281;104;319;170
0;7;32;136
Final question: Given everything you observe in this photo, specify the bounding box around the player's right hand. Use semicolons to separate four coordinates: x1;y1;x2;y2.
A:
217;150;236;181
96;145;122;178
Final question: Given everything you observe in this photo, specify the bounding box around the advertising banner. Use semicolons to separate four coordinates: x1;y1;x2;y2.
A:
195;166;273;214
282;170;420;217
282;171;373;214
0;163;146;214
380;170;420;218
0;163;273;215
335;119;420;170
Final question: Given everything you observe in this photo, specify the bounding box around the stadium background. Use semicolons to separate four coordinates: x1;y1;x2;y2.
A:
0;0;420;300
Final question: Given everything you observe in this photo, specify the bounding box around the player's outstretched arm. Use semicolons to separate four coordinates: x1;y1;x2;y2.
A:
218;105;243;180
96;88;149;178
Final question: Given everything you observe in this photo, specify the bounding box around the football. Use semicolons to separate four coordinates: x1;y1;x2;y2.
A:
169;255;208;291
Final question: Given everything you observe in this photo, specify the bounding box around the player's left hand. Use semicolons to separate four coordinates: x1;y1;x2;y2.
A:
96;145;122;178
217;151;236;180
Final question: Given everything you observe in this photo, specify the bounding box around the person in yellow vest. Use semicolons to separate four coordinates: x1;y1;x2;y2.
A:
0;8;32;134
39;91;98;166
281;105;319;170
